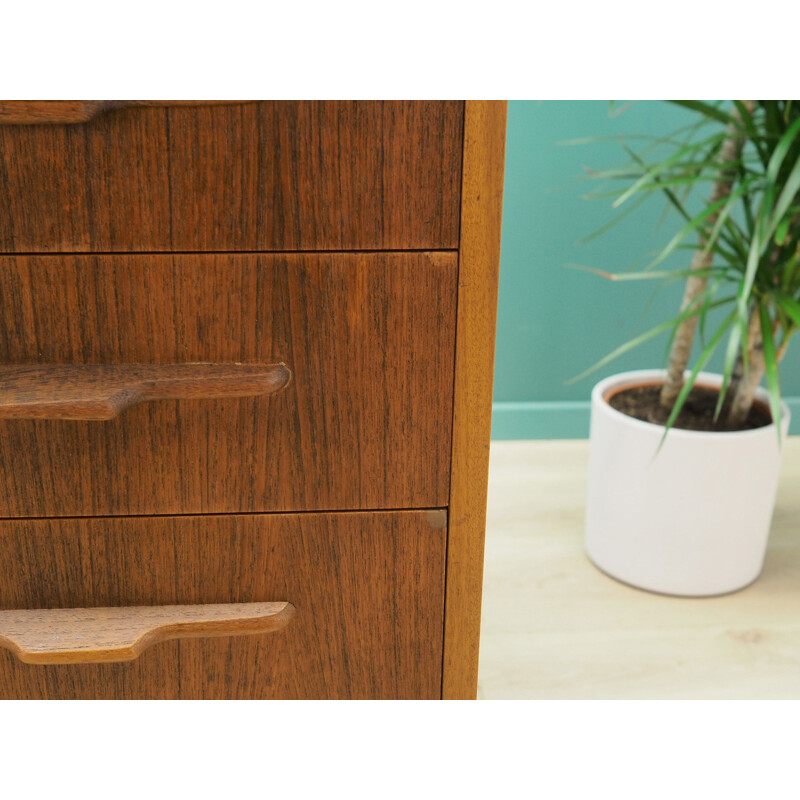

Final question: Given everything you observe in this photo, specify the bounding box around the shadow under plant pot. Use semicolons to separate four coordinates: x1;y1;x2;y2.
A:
585;370;790;597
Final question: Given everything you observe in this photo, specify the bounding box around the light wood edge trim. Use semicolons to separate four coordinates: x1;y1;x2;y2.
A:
0;601;296;665
0;101;256;125
442;101;507;699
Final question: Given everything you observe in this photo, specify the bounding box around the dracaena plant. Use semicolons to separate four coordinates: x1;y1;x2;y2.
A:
574;100;800;438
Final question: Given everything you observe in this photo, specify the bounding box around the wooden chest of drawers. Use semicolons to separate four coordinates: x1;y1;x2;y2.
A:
0;100;506;699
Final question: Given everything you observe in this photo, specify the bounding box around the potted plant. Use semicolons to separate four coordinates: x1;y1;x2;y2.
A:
577;101;800;596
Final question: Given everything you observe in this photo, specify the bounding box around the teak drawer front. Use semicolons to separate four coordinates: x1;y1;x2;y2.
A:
0;511;446;699
0;252;456;517
0;100;463;252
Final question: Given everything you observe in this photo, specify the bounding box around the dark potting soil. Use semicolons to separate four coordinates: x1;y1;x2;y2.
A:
607;383;772;432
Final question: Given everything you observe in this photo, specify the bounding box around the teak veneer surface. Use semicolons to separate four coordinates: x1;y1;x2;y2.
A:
0;99;506;701
0;101;254;125
0;100;462;252
0;251;455;517
0;512;445;699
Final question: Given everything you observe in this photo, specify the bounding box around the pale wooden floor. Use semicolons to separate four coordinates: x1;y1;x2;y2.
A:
477;438;800;699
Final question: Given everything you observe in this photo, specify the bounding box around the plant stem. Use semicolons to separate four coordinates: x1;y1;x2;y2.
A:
724;243;783;420
727;305;766;426
719;349;745;421
659;101;753;412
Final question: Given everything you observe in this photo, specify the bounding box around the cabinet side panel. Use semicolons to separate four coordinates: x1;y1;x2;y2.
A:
443;101;507;699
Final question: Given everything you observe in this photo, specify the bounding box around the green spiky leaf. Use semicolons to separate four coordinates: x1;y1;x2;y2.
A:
659;308;738;451
759;303;783;442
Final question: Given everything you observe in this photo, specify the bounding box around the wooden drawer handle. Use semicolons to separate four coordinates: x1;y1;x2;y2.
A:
0;100;255;126
0;362;291;420
0;601;296;665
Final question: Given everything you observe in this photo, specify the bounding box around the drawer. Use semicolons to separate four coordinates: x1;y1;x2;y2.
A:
0;251;456;517
0;510;446;699
0;100;463;252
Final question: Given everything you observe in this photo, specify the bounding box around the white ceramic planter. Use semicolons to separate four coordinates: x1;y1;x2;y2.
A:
585;370;790;596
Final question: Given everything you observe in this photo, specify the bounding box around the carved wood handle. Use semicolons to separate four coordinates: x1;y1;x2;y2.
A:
0;602;296;664
0;362;291;420
0;101;255;125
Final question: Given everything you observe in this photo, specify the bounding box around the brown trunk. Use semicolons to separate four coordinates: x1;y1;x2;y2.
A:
659;101;754;413
727;306;766;427
719;349;745;421
724;244;784;420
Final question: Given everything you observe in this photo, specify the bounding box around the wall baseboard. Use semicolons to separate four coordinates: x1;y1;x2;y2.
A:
491;398;800;440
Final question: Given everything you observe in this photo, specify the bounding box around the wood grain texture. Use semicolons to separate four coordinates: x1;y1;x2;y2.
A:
0;511;445;699
479;440;800;700
0;251;456;516
0;101;254;125
0;362;290;420
0;101;463;252
0;602;295;664
442;101;507;699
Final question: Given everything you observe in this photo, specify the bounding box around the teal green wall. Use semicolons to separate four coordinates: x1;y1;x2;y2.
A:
492;100;800;439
